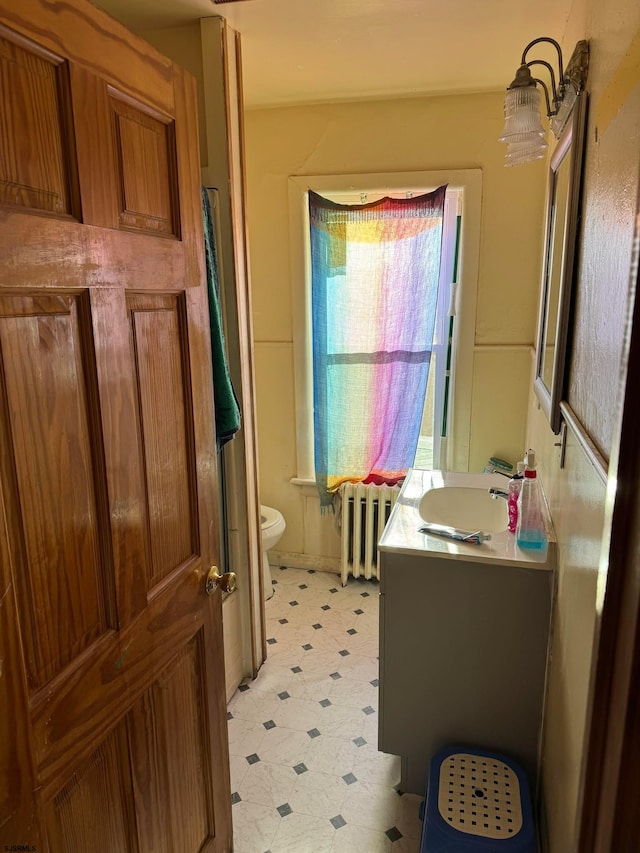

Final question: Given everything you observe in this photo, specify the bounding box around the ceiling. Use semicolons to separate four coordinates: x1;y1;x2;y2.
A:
94;0;575;109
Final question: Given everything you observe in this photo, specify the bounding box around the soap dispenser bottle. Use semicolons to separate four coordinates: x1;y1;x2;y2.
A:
516;450;547;550
507;460;526;533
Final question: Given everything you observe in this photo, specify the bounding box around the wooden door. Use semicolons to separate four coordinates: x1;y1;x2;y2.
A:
0;1;232;851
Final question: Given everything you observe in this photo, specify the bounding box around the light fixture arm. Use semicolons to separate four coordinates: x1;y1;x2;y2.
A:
526;61;562;114
521;37;564;83
531;77;553;118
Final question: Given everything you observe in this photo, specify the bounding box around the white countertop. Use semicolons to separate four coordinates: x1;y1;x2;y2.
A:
379;469;556;571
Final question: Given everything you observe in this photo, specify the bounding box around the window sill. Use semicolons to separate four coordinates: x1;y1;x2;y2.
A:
290;476;318;497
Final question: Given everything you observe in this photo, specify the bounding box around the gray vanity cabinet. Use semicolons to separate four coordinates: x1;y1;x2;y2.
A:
378;550;553;796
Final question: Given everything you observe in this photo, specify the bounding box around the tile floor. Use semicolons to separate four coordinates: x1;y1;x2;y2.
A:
227;566;424;853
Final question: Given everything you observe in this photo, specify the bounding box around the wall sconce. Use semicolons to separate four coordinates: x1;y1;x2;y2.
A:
499;38;589;166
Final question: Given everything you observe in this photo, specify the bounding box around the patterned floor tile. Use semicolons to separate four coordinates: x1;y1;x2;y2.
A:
258;725;312;767
262;643;307;668
251;663;296;695
316;703;369;740
270;567;306;586
340;782;401;832
390;836;422;852
271;696;322;731
299;648;349;675
304;630;350;654
286;670;337;703
227;717;268;757
304;733;360;777
330;822;392;853
270;812;335;853
328;677;376;710
229;751;250;793
325;591;376;613
341;654;380;682
231;800;280;852
353;750;401;788
237;761;298;809
288;769;348;819
229;567;416;853
339;634;379;656
395;793;424;839
228;688;281;724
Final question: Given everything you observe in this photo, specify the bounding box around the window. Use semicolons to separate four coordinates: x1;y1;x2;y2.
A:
288;170;482;484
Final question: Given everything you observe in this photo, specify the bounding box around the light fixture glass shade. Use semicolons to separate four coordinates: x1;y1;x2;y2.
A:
505;138;548;154
504;144;548;167
499;86;545;142
503;133;548;167
549;83;577;137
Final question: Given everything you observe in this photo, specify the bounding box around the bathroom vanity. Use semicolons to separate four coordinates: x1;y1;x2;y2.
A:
378;469;555;796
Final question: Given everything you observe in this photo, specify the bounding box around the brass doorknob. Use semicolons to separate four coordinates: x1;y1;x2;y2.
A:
205;566;237;595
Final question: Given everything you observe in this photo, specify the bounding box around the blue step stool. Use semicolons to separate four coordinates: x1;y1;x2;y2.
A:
420;746;536;852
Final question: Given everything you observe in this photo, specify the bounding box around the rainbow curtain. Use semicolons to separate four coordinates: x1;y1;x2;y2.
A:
310;186;447;507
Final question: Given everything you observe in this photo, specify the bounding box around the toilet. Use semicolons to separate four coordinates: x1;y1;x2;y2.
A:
260;505;286;600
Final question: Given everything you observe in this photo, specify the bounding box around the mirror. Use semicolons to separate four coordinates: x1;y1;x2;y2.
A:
534;92;588;434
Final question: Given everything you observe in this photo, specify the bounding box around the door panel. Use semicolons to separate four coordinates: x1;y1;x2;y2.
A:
44;727;136;852
42;633;222;853
0;292;114;689
127;690;170;853
154;634;215;850
110;93;180;237
0;522;40;839
31;575;209;801
0;30;78;216
128;292;196;587
89;287;149;627
70;66;120;229
127;629;224;853
0;1;232;849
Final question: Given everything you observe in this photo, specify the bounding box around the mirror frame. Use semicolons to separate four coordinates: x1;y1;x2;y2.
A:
534;92;588;434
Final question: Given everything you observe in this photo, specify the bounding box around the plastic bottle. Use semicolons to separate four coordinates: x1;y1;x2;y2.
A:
507;460;526;533
516;450;547;550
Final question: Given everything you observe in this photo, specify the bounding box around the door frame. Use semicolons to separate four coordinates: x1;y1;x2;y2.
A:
200;18;266;674
576;210;640;848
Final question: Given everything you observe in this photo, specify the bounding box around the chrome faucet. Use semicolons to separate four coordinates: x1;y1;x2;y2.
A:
489;488;509;500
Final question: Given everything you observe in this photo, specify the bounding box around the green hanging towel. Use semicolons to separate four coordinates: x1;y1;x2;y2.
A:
201;187;241;450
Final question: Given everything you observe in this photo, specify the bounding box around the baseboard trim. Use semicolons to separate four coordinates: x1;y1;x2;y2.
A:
268;550;340;574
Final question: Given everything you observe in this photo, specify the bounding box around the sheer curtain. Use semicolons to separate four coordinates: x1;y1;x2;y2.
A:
310;185;447;507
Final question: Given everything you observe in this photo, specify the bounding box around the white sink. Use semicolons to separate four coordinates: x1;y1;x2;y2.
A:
418;485;509;533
